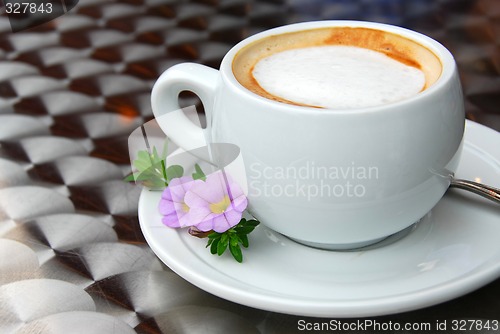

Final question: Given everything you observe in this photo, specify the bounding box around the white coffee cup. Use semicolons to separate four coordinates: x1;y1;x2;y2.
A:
151;21;465;249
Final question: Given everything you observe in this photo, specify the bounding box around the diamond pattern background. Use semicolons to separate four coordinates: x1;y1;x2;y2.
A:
0;0;499;333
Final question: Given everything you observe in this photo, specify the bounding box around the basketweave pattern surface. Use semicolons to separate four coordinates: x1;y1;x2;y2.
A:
0;0;498;333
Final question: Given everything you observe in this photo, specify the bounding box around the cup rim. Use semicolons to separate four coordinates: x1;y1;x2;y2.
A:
220;20;457;115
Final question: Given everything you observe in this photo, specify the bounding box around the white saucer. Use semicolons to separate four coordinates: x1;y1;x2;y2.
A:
139;120;500;317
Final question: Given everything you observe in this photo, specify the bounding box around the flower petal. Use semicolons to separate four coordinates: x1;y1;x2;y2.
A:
184;188;210;208
162;213;182;228
178;211;197;228
167;171;249;233
223;208;243;228
161;188;173;201
158;198;176;215
159;176;201;229
228;181;245;199
191;172;227;203
187;206;212;223
211;214;230;233
167;176;195;202
195;217;215;232
230;194;247;213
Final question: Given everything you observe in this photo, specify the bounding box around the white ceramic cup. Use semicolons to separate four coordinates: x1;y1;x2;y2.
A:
151;21;465;249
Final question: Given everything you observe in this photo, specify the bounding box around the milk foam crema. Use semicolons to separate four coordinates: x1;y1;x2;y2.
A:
252;46;426;109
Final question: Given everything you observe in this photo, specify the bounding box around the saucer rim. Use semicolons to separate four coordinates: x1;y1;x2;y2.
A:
139;120;500;317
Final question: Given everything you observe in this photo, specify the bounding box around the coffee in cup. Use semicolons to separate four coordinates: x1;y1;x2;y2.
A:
151;21;464;249
232;27;442;109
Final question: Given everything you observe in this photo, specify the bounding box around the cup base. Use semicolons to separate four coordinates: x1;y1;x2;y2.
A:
288;221;420;251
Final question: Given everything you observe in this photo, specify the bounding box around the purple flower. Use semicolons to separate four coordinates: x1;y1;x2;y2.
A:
184;171;248;233
158;176;198;228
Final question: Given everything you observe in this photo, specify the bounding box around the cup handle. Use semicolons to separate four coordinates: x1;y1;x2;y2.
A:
151;63;219;150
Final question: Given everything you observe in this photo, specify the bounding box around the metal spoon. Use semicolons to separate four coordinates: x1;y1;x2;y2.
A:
449;178;500;204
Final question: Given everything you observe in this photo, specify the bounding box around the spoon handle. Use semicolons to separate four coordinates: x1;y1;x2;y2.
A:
450;179;500;204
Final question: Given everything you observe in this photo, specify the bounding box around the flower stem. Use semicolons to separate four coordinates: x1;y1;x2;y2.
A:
160;159;168;187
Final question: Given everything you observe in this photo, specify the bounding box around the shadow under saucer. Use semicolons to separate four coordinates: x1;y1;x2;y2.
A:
288;220;421;252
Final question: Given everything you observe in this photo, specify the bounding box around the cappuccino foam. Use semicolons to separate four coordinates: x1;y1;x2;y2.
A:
252;46;425;109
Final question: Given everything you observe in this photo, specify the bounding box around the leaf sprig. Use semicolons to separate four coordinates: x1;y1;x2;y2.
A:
124;141;178;188
205;219;260;263
124;141;207;188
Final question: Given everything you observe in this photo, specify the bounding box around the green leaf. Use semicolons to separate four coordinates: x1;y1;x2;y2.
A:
207;232;221;239
165;165;184;182
127;144;177;189
137;150;150;161
203;218;261;263
192;163;206;181
143;180;166;189
210;238;219;254
135;150;161;171
220;233;228;244
206;238;214;247
229;234;239;247
136;170;157;179
243;219;260;227
217;233;229;256
134;172;152;181
239;234;249;248
235;226;256;235
234;219;259;235
123;174;136;182
133;159;149;172
161;139;169;160
160;160;168;185
152;146;160;162
229;244;243;263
